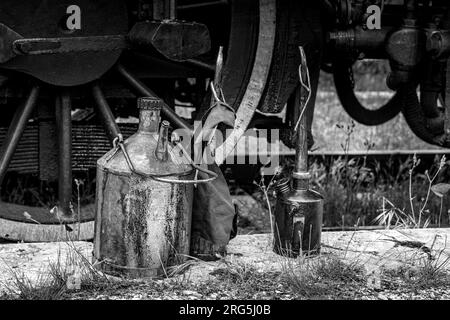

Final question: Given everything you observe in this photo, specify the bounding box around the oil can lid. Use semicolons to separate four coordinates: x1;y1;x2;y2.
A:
137;97;164;110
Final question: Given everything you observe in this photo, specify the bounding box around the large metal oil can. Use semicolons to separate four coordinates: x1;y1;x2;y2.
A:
93;97;194;278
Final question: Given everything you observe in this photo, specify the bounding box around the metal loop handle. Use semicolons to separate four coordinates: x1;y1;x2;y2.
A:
294;46;312;132
112;136;218;185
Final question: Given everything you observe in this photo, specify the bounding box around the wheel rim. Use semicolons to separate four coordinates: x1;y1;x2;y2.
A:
215;0;277;165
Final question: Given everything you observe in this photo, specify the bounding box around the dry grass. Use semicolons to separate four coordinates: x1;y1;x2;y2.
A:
381;236;450;291
1;241;115;300
1;233;449;300
277;253;366;298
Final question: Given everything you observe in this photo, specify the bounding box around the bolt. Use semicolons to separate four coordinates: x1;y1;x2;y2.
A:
427;33;442;56
403;18;418;28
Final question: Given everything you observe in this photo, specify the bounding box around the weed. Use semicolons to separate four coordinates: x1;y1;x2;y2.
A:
279;257;321;297
253;164;281;241
278;253;366;298
374;155;447;229
208;260;282;299
384;260;450;291
2;242;112;300
4;267;66;300
313;255;365;283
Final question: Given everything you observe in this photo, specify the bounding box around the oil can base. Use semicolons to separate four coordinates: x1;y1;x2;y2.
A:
273;188;323;258
190;234;227;261
93;260;159;279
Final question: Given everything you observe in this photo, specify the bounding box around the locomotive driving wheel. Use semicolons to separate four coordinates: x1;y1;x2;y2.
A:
0;0;323;242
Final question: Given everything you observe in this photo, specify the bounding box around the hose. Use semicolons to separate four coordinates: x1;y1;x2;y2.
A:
333;61;403;126
400;84;446;146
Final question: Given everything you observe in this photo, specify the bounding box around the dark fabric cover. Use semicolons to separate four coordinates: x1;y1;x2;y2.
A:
191;163;235;246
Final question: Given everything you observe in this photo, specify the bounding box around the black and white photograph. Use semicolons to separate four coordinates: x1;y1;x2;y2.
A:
0;0;449;307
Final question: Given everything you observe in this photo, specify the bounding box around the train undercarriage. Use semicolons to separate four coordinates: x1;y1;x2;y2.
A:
0;0;450;241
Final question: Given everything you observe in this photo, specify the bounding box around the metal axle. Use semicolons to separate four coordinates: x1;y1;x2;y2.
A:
56;91;72;218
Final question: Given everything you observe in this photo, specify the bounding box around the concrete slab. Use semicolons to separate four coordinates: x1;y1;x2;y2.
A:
1;228;449;295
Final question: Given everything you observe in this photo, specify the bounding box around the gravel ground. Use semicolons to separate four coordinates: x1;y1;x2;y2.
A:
1;229;449;300
62;277;450;300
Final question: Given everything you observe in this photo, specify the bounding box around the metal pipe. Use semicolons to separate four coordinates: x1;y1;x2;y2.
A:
291;85;310;190
329;26;393;58
177;0;227;10
169;0;177;19
56;91;72;218
0;86;40;187
404;0;418;20
91;84;121;144
116;63;192;132
156;120;170;161
185;59;216;73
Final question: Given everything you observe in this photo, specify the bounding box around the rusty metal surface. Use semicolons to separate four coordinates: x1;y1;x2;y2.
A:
13;35;127;56
0;0;128;86
94;171;193;277
128;21;211;62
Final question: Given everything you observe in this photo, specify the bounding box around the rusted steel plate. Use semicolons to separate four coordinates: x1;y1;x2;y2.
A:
0;0;128;86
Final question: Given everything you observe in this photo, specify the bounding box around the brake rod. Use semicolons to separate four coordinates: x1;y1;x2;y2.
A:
0;86;40;187
116;63;193;133
91;83;121;145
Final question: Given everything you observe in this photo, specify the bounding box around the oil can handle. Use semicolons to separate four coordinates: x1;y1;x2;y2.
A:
113;135;218;185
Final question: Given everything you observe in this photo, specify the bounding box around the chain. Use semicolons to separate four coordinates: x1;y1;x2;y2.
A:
294;46;312;132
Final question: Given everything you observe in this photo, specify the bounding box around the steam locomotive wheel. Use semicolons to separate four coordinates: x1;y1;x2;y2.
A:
215;0;276;165
0;0;278;242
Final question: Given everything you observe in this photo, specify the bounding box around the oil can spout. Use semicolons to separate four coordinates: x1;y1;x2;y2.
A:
156;120;170;161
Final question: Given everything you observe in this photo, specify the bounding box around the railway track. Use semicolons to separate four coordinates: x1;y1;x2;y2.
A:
225;148;450;186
